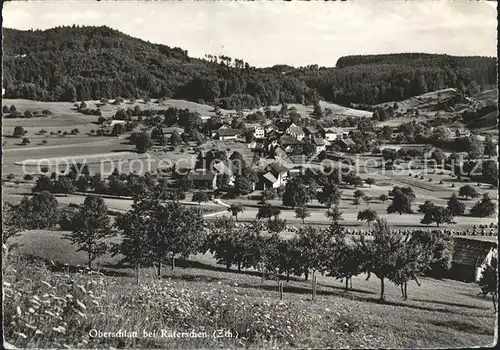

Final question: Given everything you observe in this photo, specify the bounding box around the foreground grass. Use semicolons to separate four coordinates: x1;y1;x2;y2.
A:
3;252;497;349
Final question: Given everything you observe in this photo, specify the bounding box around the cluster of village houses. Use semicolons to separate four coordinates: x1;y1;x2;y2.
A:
161;120;359;192
158;118;473;192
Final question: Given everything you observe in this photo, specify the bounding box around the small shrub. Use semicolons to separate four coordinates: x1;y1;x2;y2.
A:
23;174;34;181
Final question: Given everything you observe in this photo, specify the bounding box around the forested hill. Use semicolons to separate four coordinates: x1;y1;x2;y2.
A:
3;26;497;109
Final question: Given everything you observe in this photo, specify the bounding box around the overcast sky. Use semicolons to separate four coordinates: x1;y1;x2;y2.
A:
3;1;497;67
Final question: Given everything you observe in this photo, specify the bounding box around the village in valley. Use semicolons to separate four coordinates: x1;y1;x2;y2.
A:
1;2;498;349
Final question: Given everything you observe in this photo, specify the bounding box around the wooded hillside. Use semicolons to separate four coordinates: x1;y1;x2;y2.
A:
3;26;496;109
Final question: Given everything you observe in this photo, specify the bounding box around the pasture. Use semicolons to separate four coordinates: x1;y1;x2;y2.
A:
5;229;497;348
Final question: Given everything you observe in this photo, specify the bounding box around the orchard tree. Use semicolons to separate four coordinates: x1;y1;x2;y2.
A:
365;178;375;187
325;205;343;222
317;182;342;208
447;193;466;216
293;225;332;281
357;218;405;300
458;185;479;200
13;192;60;229
13;126;25;138
483;134;497;157
357;208;378;227
419;202;454;227
256;203;272;220
64;196;113;269
234;167;255;196
206;217;247;271
276;238;300;282
353;189;365;200
326;223;363;290
143;197;205;275
2;203;23;246
227;203;244;221
114;195;152;283
295;205;311;224
470;193;496;217
56;176;76;196
282;177;310;208
387;186;416;214
430;149;446;164
134;132;153;153
192;191;209;205
379;194;389;203
31;175;54;193
478;262;498;310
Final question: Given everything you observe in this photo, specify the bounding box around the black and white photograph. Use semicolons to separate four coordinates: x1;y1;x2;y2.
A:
1;0;498;348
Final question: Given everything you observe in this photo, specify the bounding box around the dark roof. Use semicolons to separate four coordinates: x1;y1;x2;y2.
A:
263;172;279;184
452;237;498;267
266;162;289;174
313;137;325;146
324;127;343;134
279;135;303;145
187;170;217;181
217;128;243;137
339;138;356;147
162;127;184;134
304;126;319;134
286;124;305;135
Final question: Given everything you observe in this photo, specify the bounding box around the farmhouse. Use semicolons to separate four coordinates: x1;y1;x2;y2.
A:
245;124;265;139
247;141;265;155
279;135;303;153
256;162;289;190
187;169;218;190
337;137;356;151
212;162;235;186
312;137;326;153
285;123;305;141
449;236;498;282
162;127;185;138
453;128;471;138
214;128;243;140
108;120;127;127
304;126;322;138
323;127;346;141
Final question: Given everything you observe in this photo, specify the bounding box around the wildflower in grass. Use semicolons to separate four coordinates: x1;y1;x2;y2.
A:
76;299;87;310
52;326;66;334
76;285;87;293
75;310;86;318
28;307;35;313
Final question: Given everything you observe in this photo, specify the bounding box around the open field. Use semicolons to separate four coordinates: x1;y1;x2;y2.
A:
260;101;372;119
375;88;460;111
